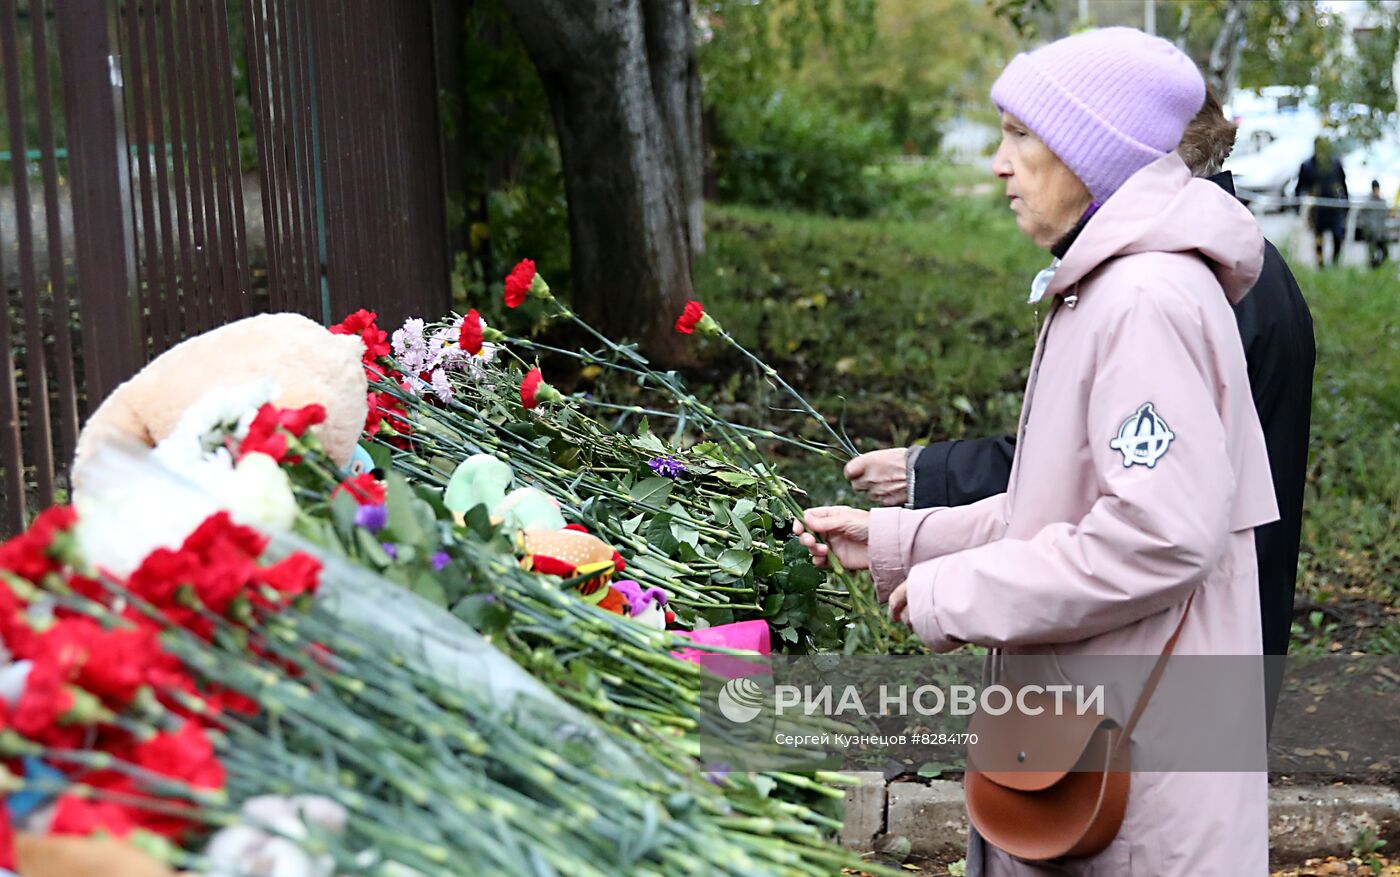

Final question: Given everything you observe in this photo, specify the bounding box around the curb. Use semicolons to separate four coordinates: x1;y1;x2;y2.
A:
839;775;1400;864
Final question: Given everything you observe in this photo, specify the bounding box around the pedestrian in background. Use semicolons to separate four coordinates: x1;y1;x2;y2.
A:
1295;137;1349;267
1359;179;1391;268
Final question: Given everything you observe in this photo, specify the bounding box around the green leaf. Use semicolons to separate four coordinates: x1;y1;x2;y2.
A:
671;518;701;548
365;442;394;473
788;562;824;593
646;514;682;556
755;552;785;579
732;499;756;521
750;774;776;798
409;572;447;606
629;477;674;506
330;491;360;542
762;593;784;616
453;594;512;635
707;498;732;527
634;431;668;454
463;503;495;541
703;607;735;627
622;513;645;536
717;549;754;578
385;474;423;544
716;471;758;487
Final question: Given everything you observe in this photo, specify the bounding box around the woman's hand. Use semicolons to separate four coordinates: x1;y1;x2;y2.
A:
844;448;908;506
889;583;909;624
792;506;870;570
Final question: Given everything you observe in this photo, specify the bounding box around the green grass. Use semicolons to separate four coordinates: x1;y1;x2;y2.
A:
1293;264;1400;651
693;185;1400;653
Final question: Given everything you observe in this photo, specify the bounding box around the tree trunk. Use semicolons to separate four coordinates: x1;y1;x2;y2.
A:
1207;0;1248;98
501;0;695;364
642;0;705;260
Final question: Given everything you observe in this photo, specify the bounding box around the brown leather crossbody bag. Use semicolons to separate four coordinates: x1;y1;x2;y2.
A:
963;593;1194;862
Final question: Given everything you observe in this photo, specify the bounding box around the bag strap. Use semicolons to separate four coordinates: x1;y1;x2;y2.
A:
1113;591;1196;755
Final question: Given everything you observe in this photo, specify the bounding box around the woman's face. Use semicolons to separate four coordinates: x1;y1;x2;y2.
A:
992;112;1093;250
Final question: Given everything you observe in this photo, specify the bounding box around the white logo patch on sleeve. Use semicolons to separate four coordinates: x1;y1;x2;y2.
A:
1109;402;1175;468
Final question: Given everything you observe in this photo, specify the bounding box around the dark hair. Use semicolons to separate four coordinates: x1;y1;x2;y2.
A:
1176;85;1238;177
1373;179;1382;189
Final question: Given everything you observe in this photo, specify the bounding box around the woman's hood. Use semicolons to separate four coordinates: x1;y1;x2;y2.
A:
1046;153;1265;305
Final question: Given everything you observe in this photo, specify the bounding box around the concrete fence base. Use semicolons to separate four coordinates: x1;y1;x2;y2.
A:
839;774;1400;865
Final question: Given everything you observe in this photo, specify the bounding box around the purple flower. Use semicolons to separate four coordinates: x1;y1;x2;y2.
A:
703;762;732;785
382;542;398;560
431;551;450;572
646;455;687;479
355;503;388;534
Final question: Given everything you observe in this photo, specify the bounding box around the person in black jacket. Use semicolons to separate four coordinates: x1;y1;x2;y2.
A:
1295;137;1349;267
846;87;1315;731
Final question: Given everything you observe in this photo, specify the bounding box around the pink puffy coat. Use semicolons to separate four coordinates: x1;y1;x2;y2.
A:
868;154;1280;876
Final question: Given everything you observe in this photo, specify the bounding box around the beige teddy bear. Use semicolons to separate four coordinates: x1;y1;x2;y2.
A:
73;313;368;486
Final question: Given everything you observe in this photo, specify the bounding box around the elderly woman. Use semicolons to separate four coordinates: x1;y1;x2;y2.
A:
795;28;1276;876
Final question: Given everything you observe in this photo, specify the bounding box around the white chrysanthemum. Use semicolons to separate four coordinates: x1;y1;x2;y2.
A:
430;368;453;403
391;317;431;374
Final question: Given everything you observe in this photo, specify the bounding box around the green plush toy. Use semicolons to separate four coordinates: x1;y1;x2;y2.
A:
443;453;565;532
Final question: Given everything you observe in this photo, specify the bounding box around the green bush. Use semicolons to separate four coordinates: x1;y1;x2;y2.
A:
713;91;892;217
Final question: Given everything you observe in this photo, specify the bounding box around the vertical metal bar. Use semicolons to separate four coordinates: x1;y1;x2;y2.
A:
344;5;369;312
123;0;163;354
381;4;405;321
242;0;282;308
182;0;225;326
286;0;318;317
303;2;331;323
310;3;345;321
207;0;251;314
55;0;140;403
269;0;304;315
157;0;198;337
30;0;80;465
196;0;242;320
175;0;215;330
142;0;180;347
3;0;56;504
267;0;298;312
0;1;27;529
0;234;22;533
356;4;379;311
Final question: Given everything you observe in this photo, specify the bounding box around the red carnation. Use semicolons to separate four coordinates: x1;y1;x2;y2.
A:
460;309;485;355
239;403;325;462
0;505;79;582
50;796;139;838
504;259;537;308
674;299;720;336
11;660;78;742
276;403;326;436
336;473;387;506
135;721;226;790
675;300;704;334
0;805;13;871
519;367;562;410
239;405;289;462
331;309;391;361
257;552;322;602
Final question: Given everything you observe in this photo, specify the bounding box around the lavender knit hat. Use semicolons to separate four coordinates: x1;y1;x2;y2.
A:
991;27;1205;203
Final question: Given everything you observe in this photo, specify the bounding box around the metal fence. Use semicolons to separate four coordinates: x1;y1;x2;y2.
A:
1;0;451;534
